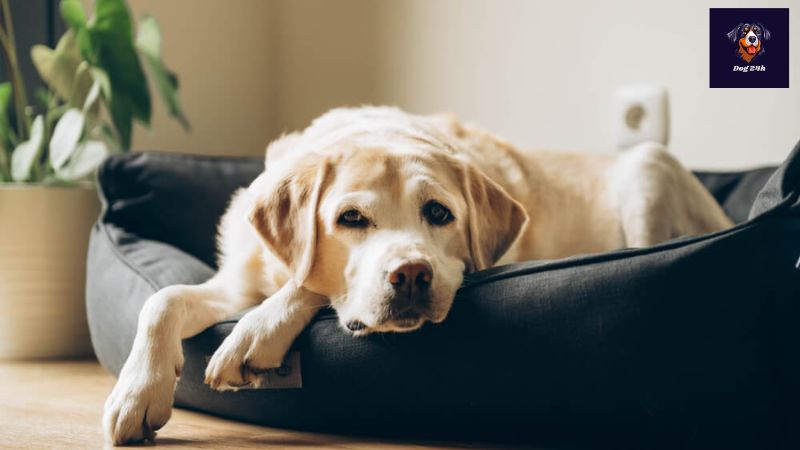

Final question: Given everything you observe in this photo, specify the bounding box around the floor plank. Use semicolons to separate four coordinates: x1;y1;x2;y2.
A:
0;360;511;449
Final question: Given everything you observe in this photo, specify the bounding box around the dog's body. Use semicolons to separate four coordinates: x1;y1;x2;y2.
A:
104;107;733;444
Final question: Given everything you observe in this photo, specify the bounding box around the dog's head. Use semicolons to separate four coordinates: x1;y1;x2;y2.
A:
727;22;770;63
249;108;528;335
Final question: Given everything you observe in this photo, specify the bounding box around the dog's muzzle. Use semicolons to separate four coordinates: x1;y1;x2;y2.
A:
743;31;759;54
384;260;432;323
344;259;434;333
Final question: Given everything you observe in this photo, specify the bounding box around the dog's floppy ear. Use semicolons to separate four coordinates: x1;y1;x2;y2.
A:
249;156;331;287
460;163;528;271
726;23;743;42
758;23;771;40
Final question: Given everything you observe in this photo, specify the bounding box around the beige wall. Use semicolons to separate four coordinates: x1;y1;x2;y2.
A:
127;0;274;156
127;0;799;169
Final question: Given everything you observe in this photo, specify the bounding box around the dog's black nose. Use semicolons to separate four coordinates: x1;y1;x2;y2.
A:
388;261;433;292
346;320;367;332
748;35;757;43
386;261;432;318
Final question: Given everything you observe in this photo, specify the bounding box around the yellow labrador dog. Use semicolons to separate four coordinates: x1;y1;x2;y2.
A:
104;106;732;444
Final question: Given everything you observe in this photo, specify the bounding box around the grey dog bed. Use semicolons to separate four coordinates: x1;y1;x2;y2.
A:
87;144;800;448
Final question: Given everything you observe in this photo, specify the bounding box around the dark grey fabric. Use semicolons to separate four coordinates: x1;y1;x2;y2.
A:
87;146;800;449
693;167;776;223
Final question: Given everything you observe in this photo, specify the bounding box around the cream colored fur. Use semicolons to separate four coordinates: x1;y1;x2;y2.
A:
103;106;733;444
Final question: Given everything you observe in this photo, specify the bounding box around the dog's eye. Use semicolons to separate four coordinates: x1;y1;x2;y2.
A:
423;201;454;226
337;209;369;228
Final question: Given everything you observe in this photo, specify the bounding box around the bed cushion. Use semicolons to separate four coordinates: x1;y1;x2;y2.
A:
87;145;800;448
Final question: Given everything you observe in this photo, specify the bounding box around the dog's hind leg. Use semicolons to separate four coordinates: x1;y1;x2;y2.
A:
102;272;260;445
612;142;733;248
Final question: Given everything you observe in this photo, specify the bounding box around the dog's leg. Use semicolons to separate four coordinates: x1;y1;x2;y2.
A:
204;283;327;391
613;143;734;247
103;275;255;445
613;144;675;247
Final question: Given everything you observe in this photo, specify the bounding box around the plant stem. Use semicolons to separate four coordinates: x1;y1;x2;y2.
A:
0;139;8;180
0;0;30;141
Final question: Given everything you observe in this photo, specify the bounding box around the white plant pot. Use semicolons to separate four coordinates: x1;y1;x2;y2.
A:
0;184;100;359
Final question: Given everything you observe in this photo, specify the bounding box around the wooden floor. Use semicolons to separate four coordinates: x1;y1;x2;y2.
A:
0;360;517;449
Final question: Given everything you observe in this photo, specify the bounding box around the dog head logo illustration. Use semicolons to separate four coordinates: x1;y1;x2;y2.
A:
726;22;771;63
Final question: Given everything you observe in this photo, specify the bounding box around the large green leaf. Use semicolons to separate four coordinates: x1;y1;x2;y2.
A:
93;0;133;39
92;29;151;123
11;115;44;181
49;108;85;170
108;87;133;149
31;31;93;107
60;0;86;30
75;26;95;64
89;0;146;120
136;16;189;130
72;0;150;149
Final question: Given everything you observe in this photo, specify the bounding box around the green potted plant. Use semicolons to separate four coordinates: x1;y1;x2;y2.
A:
0;0;187;358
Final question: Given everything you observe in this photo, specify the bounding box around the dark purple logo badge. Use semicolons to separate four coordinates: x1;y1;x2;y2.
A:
710;8;789;88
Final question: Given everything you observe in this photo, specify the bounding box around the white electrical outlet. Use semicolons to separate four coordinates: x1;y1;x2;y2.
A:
611;85;670;150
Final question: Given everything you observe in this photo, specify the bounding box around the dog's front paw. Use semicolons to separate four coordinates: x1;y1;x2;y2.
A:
204;321;285;391
103;360;178;445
